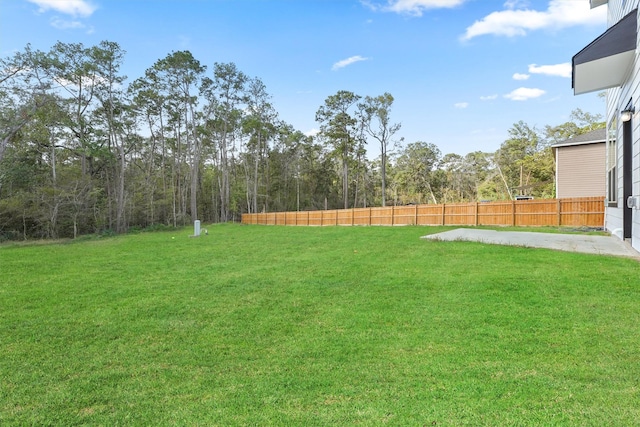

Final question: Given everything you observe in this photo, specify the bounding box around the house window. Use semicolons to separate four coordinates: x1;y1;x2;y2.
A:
607;118;618;205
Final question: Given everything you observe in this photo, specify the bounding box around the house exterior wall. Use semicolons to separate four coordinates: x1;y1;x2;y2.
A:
603;0;640;251
556;143;606;198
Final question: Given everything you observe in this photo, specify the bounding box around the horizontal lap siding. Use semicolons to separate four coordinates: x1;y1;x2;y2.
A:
557;143;605;199
241;197;604;228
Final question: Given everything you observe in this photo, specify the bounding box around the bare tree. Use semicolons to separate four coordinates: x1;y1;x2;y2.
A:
359;93;401;206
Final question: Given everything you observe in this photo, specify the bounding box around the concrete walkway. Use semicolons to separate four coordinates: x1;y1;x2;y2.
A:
422;228;639;258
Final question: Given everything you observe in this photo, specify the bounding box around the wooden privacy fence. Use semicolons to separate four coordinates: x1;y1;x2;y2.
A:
241;197;605;228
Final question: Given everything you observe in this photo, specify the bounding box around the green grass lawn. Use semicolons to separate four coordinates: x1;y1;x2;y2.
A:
1;224;639;425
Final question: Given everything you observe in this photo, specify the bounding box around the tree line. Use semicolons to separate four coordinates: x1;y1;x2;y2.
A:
0;41;604;240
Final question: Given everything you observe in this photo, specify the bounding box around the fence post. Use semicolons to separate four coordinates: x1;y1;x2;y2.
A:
557;198;562;226
442;204;446;226
320;210;323;226
475;202;479;226
415;204;418;225
512;200;516;226
336;210;338;226
369;207;372;226
391;206;395;226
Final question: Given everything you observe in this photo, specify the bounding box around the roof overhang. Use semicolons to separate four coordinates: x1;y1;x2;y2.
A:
551;139;605;149
572;9;637;95
590;0;608;8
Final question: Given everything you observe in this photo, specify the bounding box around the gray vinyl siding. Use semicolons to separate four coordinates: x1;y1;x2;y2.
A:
556;143;606;198
601;0;640;251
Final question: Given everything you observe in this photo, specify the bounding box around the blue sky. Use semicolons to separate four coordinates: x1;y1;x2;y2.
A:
0;0;608;156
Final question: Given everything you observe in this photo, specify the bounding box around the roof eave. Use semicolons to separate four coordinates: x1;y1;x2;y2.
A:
551;139;606;148
572;9;637;95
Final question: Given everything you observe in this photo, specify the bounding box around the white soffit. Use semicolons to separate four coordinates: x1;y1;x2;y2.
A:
590;0;608;8
574;50;636;95
572;9;637;95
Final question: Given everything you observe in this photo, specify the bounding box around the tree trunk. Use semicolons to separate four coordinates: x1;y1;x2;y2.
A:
381;151;386;207
116;142;126;233
342;158;348;210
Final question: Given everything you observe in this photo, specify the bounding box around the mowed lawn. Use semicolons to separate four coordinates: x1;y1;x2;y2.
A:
1;225;639;426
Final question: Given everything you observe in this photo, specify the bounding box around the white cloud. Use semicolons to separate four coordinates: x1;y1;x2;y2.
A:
27;0;97;17
55;73;110;90
504;87;546;101
50;18;85;30
454;102;469;109
513;73;530;80
305;128;320;137
503;0;529;9
528;62;571;78
332;55;370;71
480;94;498;101
363;0;466;16
461;0;606;41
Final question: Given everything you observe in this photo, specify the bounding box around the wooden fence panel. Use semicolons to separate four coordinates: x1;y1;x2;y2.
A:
337;209;353;226
308;211;322;226
295;211;309;226
264;212;275;225
560;197;604;227
478;202;512;226
393;206;418;225
322;210;338;226
273;212;284;225
516;199;557;226
241;197;605;229
445;203;475;225
285;211;297;225
416;204;442;225
371;207;393;225
353;208;371;225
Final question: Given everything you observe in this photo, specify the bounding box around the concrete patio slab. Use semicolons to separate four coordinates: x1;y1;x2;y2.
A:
422;228;639;258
